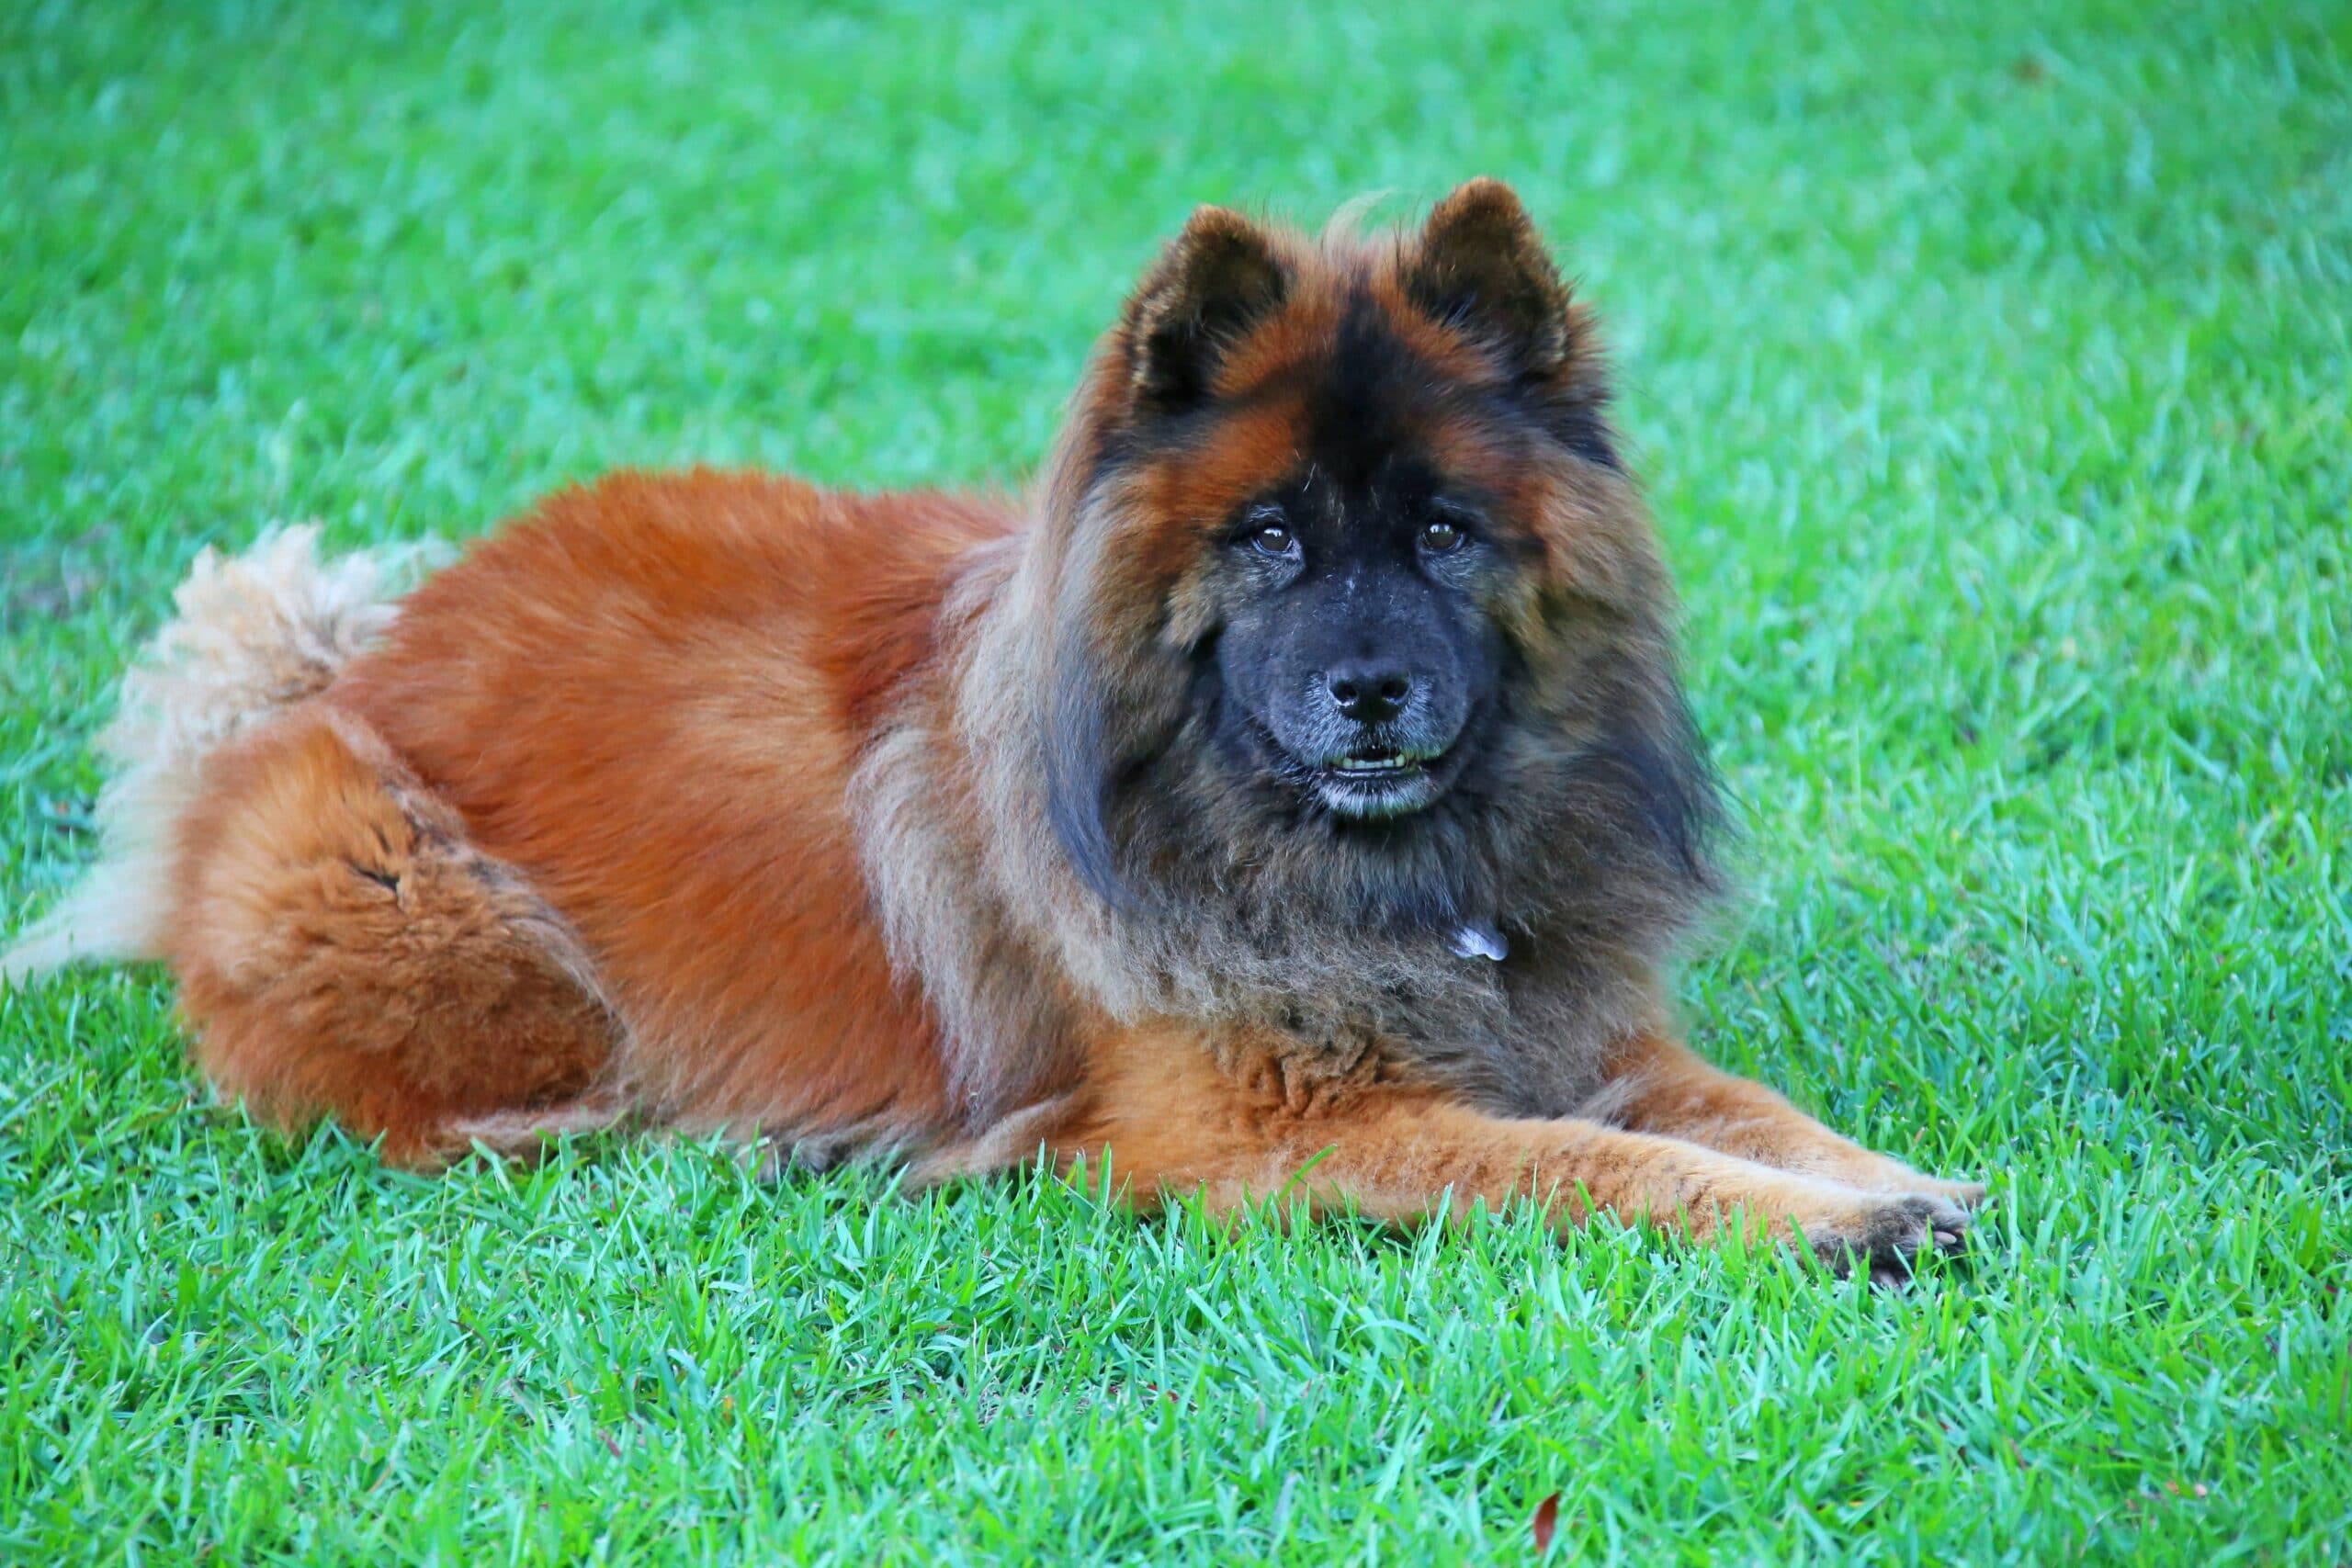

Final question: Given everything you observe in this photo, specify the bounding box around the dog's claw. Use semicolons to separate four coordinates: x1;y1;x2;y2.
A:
1809;1191;1973;1285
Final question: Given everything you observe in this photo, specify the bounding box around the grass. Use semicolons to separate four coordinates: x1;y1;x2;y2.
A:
3;0;2347;1560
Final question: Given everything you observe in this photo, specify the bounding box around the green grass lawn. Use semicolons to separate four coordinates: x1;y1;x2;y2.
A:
5;0;2348;1560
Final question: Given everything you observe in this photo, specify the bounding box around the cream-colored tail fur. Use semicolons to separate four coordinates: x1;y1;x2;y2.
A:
4;525;440;982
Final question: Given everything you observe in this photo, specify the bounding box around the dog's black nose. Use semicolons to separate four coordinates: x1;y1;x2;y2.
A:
1326;660;1412;724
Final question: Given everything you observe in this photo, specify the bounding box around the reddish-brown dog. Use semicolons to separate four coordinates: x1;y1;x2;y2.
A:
8;182;1983;1276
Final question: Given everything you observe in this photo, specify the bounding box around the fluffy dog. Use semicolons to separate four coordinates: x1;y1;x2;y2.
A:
7;181;1983;1275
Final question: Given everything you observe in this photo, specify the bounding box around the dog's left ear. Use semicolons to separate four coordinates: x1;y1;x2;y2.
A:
1408;178;1614;463
1407;178;1578;376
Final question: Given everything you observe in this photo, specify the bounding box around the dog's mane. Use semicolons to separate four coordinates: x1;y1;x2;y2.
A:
855;209;1722;1126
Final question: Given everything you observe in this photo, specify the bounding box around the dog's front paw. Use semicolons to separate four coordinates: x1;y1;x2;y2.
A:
1905;1172;1989;1212
1800;1190;1973;1285
1833;1153;1991;1213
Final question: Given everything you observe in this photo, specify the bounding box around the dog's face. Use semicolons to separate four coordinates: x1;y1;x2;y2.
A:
1042;179;1704;924
1210;452;1501;821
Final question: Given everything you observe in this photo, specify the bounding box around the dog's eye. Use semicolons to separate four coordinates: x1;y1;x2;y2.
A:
1420;518;1465;553
1251;523;1296;557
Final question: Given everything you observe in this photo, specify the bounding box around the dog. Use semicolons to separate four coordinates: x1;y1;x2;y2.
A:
6;180;1984;1276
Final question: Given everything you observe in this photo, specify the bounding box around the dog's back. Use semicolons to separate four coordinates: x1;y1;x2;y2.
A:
15;469;1015;1165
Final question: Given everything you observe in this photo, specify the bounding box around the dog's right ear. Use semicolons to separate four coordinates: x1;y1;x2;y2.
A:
1119;207;1291;416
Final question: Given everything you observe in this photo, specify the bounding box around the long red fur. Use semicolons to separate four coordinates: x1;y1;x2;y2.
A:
131;184;1987;1271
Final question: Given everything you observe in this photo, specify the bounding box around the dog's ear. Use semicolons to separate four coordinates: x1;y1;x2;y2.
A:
1120;207;1291;416
1408;178;1615;465
1407;178;1577;374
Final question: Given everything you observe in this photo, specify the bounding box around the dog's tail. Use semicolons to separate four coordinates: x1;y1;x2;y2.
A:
5;525;438;982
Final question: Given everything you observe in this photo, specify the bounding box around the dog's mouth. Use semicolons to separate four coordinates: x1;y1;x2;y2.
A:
1243;715;1469;822
1310;743;1450;818
1327;748;1418;777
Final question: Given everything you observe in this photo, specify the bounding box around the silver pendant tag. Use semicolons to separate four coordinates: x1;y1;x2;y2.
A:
1449;922;1509;963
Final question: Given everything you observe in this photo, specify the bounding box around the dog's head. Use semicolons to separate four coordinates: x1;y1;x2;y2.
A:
1034;180;1715;939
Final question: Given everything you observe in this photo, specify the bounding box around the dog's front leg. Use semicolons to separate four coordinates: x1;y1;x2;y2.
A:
1587;1032;1988;1211
1051;1025;1973;1279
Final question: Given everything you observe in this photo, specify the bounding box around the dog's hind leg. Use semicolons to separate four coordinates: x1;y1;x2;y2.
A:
167;703;622;1166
